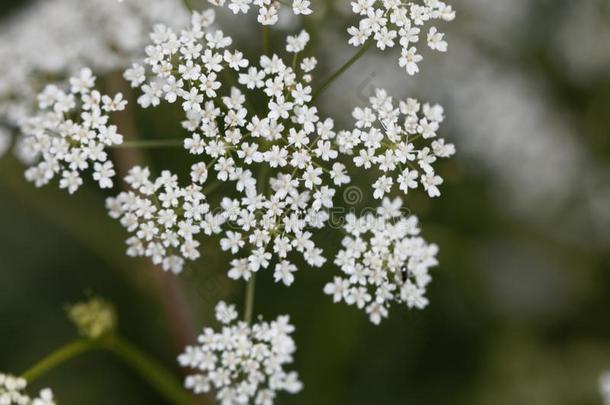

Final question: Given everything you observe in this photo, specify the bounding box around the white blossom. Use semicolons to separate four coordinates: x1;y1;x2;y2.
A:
20;68;125;193
179;302;302;404
324;198;439;325
130;22;344;279
0;0;188;157
206;0;312;26
337;89;455;200
347;0;455;75
0;373;56;405
106;166;225;274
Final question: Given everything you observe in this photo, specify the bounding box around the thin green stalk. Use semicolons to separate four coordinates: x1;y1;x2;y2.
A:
312;41;374;101
244;273;257;325
21;340;97;382
202;180;222;197
21;337;193;405
100;335;193;405
244;163;270;325
181;0;194;11
292;52;299;71
111;139;183;149
257;161;271;196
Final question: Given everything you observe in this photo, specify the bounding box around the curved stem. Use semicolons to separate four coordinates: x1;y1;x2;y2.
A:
100;335;193;405
244;273;257;325
21;337;193;405
312;41;374;101
111;139;183;149
21;340;97;382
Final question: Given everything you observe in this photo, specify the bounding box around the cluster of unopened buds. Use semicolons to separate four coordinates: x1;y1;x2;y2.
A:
11;0;457;403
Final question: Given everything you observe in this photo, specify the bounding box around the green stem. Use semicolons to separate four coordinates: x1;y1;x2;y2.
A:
244;273;257;325
243;163;270;325
21;340;97;382
292;52;299;71
100;335;193;405
202;180;222;197
181;0;194;11
21;337;193;405
312;41;373;101
111;139;183;149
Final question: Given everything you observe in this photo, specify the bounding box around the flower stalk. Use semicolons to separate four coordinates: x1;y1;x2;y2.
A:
101;335;193;405
111;139;183;149
21;336;193;405
244;273;257;325
21;340;97;382
312;40;373;101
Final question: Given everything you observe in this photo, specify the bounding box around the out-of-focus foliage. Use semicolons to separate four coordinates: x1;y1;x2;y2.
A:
0;0;609;404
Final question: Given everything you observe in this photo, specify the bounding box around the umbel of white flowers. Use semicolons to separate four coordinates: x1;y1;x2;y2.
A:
348;0;456;75
178;301;302;404
206;0;312;25
204;0;455;76
0;0;189;159
21;68;126;193
324;197;438;324
0;373;55;405
106;166;225;274
12;3;458;403
19;8;455;322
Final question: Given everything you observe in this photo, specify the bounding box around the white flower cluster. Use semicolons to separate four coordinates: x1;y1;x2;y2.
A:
0;0;188;156
106;166;225;274
348;0;455;75
126;22;350;279
20;68;126;193
602;371;610;405
177;33;327;180
0;373;55;405
324;198;438;324
178;301;302;404
206;0;312;25
124;10;243;110
337;88;455;200
219;179;329;285
211;39;345;283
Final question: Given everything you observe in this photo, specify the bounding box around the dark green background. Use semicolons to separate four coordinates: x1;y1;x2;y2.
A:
1;0;609;404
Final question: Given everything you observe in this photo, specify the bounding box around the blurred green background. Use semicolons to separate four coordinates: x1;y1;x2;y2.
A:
1;0;609;404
